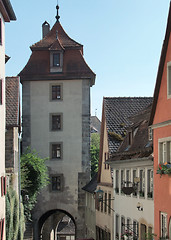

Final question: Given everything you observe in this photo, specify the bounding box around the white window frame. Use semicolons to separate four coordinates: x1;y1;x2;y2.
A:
167;61;171;99
115;170;119;194
147;169;153;199
160;212;167;238
158;137;171;164
121;170;125;194
126;169;130;187
115;214;119;239
139;169;145;198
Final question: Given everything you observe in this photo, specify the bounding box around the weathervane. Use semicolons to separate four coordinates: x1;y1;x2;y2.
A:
56;0;60;22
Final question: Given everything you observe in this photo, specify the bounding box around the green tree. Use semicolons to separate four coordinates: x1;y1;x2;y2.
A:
20;148;49;221
90;133;100;178
6;188;25;240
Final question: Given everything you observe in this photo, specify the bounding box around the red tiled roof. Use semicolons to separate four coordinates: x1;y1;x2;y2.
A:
31;21;82;51
6;77;20;127
19;21;95;86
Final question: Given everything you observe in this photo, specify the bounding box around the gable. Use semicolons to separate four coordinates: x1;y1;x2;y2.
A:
153;31;171;125
150;2;171;125
97;102;112;184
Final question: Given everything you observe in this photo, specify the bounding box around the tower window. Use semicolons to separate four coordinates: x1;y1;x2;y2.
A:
51;175;63;191
52;85;61;100
51;143;62;159
51;114;62;131
53;53;60;67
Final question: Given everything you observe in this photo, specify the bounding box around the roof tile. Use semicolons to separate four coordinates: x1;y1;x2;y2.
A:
104;97;153;153
6;77;20;127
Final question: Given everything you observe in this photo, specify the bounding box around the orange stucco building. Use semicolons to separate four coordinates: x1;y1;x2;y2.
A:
149;2;171;239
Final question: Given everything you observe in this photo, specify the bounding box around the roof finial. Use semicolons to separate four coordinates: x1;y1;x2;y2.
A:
56;1;60;22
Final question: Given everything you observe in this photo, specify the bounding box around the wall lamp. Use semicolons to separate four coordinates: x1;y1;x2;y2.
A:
95;188;115;212
137;202;143;211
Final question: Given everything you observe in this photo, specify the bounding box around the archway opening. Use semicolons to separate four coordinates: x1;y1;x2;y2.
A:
38;209;76;240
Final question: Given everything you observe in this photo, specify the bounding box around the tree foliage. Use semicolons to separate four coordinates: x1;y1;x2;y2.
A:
90;133;100;178
6;188;25;240
20;148;49;221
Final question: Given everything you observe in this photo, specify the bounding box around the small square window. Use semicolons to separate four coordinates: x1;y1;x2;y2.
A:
51;175;63;191
51;143;62;159
51;114;62;131
52;85;61;100
53;53;60;67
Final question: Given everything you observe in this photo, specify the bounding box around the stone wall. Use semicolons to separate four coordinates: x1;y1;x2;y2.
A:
22;81;31;152
5;128;14;168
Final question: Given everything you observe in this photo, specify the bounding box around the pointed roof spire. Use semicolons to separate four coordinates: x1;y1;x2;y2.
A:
56;1;60;22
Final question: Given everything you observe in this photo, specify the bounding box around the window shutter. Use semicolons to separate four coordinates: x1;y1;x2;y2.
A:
0;19;2;45
1;177;4;197
0;80;2;105
1;218;4;240
151;170;153;193
142;170;145;192
159;143;163;163
0;220;2;240
3;177;6;195
163;142;167;163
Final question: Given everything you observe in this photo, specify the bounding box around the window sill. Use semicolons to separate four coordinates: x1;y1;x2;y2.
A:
50;129;62;132
50;158;62;161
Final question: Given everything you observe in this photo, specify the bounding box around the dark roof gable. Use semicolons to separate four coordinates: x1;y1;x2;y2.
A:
6;77;20;128
111;104;153;161
104;97;153;154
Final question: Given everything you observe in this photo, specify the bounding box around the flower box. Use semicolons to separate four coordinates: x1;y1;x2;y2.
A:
157;163;171;176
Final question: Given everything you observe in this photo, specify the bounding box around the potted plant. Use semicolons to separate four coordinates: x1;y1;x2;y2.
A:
121;230;133;239
157;163;171;176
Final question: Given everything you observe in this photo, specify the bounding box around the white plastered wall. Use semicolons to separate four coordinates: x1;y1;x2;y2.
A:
30;79;82;205
0;12;6;220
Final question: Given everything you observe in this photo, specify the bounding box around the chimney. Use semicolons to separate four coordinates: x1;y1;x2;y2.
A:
42;21;50;38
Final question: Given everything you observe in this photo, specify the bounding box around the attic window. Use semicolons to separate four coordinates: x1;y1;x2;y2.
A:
148;127;153;141
50;51;63;73
167;61;171;98
128;131;132;145
53;53;60;67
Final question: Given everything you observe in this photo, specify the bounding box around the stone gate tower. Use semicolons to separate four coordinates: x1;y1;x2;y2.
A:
20;5;95;240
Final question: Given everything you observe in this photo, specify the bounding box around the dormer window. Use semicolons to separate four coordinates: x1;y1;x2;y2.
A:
148;127;153;141
53;53;60;67
128;131;132;145
50;51;63;73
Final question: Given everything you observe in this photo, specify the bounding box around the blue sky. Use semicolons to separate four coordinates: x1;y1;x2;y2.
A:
5;0;171;119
